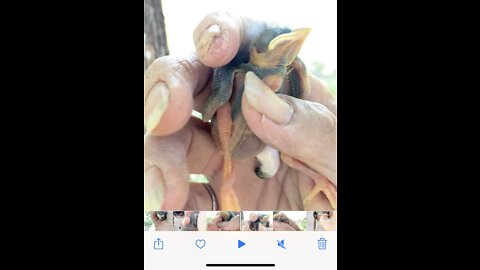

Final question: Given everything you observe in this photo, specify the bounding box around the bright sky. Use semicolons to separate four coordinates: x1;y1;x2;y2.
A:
162;0;337;73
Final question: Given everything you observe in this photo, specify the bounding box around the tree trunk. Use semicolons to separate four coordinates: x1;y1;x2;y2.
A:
144;0;169;72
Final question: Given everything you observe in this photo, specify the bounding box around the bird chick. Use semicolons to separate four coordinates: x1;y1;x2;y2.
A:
203;25;311;210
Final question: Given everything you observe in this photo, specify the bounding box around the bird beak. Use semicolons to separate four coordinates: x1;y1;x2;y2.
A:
267;28;311;64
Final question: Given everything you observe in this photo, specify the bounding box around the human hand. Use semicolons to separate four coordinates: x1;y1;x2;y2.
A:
273;212;302;231
144;12;336;211
243;220;267;231
150;212;174;231
208;212;241;231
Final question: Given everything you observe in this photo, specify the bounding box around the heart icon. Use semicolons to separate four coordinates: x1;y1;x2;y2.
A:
195;239;206;249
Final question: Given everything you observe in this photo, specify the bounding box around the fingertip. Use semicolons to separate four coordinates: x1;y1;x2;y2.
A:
241;91;288;137
150;211;159;221
183;216;191;226
146;82;194;136
145;83;169;133
144;166;165;211
244;72;293;125
160;169;190;210
144;55;212;136
193;12;241;67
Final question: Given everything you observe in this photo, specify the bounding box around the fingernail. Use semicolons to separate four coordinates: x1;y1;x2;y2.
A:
144;166;165;210
198;24;225;58
197;24;221;56
245;72;293;125
145;83;169;132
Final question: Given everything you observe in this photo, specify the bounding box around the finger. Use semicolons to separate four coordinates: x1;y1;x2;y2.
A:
217;215;240;231
243;221;251;231
183;216;191;227
307;74;337;116
276;213;301;231
184;117;222;176
144;119;222;210
144;54;211;136
144;164;165;210
150;212;159;222
242;72;337;181
273;221;296;231
193;13;269;67
207;222;220;231
144;134;190;210
193;12;242;67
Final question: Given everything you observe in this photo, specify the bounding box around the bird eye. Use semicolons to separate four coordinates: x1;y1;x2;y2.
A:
254;30;276;53
254;28;292;53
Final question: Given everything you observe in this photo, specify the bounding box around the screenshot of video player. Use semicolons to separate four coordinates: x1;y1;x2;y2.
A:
144;0;337;269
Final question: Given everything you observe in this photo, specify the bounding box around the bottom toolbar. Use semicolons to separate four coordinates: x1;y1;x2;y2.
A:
145;231;337;269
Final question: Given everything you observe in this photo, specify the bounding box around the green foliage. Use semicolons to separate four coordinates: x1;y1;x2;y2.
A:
298;218;307;231
144;212;154;231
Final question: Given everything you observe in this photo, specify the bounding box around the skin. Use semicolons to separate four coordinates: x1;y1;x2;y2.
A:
242;213;270;231
273;212;302;231
317;211;337;231
144;12;337;211
150;212;174;231
207;212;241;231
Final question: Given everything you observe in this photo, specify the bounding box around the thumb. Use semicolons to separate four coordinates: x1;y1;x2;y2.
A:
242;72;336;180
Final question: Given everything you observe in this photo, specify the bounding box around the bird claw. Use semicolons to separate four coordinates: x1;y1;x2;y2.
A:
219;184;241;210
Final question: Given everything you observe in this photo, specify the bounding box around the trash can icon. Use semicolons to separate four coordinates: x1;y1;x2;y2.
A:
154;238;164;250
318;238;327;250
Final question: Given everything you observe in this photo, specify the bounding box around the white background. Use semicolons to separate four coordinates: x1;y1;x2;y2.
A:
145;231;337;269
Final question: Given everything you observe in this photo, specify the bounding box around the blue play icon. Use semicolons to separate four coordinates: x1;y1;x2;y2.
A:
238;240;246;248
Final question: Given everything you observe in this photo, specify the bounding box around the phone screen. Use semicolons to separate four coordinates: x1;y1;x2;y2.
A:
144;1;337;269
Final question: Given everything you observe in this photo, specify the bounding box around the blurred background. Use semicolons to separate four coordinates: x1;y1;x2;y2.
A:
144;211;155;231
144;0;337;182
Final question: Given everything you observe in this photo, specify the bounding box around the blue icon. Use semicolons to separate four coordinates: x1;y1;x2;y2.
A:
195;239;206;249
154;238;164;250
318;238;327;250
277;240;286;249
238;240;246;249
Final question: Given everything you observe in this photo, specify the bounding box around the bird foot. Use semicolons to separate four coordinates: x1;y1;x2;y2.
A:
219;184;241;210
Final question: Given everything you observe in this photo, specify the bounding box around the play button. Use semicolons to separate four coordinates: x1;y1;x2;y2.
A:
238;240;246;249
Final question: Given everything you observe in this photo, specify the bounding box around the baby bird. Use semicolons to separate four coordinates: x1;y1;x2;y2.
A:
203;24;337;211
